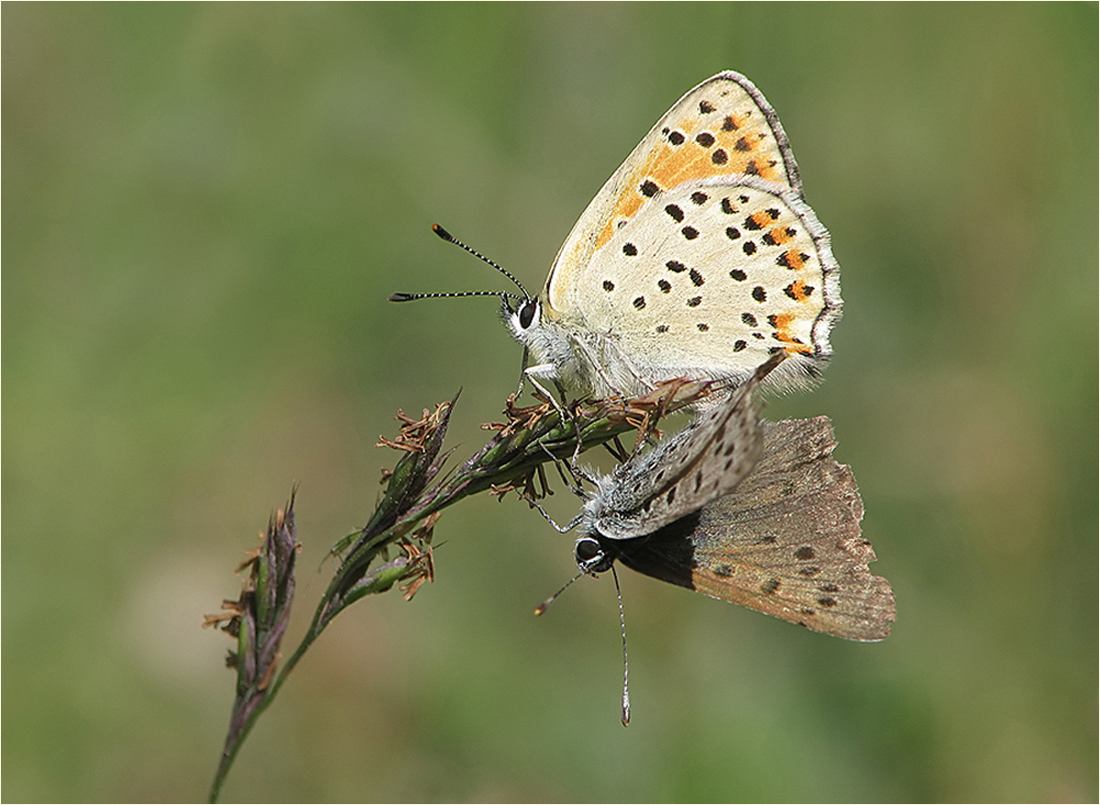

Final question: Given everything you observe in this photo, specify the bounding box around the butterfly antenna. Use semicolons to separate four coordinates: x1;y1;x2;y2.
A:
431;223;532;300
388;289;524;303
533;568;585;616
611;564;631;726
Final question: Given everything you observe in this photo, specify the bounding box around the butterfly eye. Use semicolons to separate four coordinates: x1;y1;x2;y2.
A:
518;299;538;329
575;537;601;562
575;537;614;574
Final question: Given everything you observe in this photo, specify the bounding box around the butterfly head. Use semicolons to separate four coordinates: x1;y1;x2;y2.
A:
503;295;542;339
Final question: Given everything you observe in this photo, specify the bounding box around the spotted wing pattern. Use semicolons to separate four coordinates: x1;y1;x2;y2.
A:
608;417;896;641
544;71;839;390
572;177;838;387
587;355;781;540
548;71;800;309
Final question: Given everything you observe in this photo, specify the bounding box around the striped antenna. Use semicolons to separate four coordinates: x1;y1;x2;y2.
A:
389;224;531;304
430;224;531;299
389;290;523;302
533;569;584;616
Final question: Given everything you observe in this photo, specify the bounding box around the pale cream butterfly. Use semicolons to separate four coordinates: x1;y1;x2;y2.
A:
395;71;841;402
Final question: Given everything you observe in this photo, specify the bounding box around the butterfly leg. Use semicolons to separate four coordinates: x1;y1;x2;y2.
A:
513;346;531;400
563;407;593;475
517;346;569;416
520;495;582;534
603;336;654;396
569;332;656;402
568;335;627;399
567;456;601;495
535;438;596;500
524;363;571;422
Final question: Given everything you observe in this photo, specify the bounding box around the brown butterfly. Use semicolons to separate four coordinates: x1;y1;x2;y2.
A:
576;414;895;643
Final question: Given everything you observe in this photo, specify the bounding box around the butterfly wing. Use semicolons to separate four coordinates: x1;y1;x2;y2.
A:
547;71;801;313
544;71;838;393
570;176;839;390
588;355;780;540
607;417;895;642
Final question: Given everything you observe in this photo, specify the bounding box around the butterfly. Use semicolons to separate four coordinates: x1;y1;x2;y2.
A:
393;71;841;404
574;376;895;643
534;354;890;724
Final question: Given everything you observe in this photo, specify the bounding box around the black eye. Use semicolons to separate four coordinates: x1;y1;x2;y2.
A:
575;537;601;562
518;300;537;329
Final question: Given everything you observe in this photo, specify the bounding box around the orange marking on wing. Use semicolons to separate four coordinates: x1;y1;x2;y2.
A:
778;249;807;270
785;280;812;302
720;113;747;132
718;120;780;180
679;118;701;135
747;158;781;182
748;211;774;229
644;112;783;191
643;144;707;188
783;343;814;355
590;105;788;254
771;312;814;354
717;130;754;155
765;226;794;246
595;140;716;247
596;190;645;249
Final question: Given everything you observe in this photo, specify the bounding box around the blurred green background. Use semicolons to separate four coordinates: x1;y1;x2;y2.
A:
4;4;1096;802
